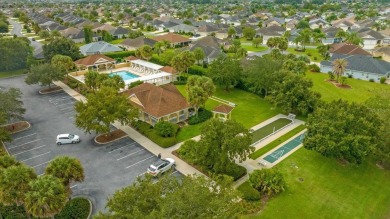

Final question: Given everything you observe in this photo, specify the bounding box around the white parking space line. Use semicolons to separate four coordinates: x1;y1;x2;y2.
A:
109;142;136;153
20;151;50;162
70;184;77;189
13;133;37;140
32;159;53;168
125;156;154;169
116;149;145;161
137;172;147;177
8;139;41;149
13;145;47;156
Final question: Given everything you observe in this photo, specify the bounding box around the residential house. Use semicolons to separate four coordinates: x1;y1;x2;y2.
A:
264;17;285;27
286;19;298;31
195;24;219;37
157;21;180;32
74;54;116;71
215;26;243;39
109;27;130;39
309;18;329;29
320;53;390;82
79;41;122;55
332;19;360;31
123;83;190;126
92;24;116;33
152;33;192;47
322;26;343;45
372;47;390;63
256;26;284;44
120;37;157;50
355;28;386;50
167;24;197;34
329;43;371;56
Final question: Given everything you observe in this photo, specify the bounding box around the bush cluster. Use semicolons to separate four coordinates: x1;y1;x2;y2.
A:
132;120;178;148
380;77;386;84
222;164;247;181
238;182;261;201
128;80;143;89
154;121;179;137
188;108;213;125
104;51;136;59
308;64;320;72
188;65;208;76
55;197;90;219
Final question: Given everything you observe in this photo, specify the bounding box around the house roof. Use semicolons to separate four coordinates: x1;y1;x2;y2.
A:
357;29;385;40
188;44;225;60
92;23;116;32
123;83;189;118
212;104;234;114
74;54;115;66
109;27;130;35
152;33;191;43
168;24;197;32
257;27;282;37
196;24;219;32
79;41;122;55
329;43;371;56
120;37;157;48
124;56;139;61
159;66;177;74
321;54;390;75
193;36;221;47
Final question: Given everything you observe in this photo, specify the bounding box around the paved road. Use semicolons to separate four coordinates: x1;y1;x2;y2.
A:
0;76;181;215
8;18;43;59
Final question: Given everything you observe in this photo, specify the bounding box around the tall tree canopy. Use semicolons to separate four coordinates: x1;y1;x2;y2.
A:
207;55;242;91
43;37;81;61
185;75;215;116
45;156;85;190
304;100;381;164
178;118;253;175
25;63;64;88
75;86;138;135
0;38;31;71
95;175;243;219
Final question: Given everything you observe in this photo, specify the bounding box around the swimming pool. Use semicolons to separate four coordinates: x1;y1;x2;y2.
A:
109;71;139;81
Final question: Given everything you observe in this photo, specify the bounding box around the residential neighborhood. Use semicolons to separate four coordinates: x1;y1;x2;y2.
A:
0;0;389;218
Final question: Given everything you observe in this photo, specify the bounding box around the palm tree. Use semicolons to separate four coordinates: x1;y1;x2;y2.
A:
25;175;68;218
84;70;100;92
332;59;348;83
45;156;85;192
0;165;37;206
0;155;21;169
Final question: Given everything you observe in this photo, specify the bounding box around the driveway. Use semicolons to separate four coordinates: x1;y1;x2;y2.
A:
0;76;181;214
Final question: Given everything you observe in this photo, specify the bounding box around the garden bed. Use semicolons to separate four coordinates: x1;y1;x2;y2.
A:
3;121;30;133
95;129;128;144
132;120;178;148
326;79;352;89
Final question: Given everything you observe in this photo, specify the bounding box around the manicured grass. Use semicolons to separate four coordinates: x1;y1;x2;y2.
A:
175;85;281;142
287;47;324;62
111;39;125;44
243;148;390;219
249;125;306;159
242;45;268;52
0;69;27;78
251;118;292;144
306;72;390;103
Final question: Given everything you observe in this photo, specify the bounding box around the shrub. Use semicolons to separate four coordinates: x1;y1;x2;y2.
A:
380;77;386;84
308;64;320;72
55;197;90;219
295;55;310;63
188;65;208;76
104;50;136;59
222;163;247;181
238;182;261;201
306;52;312;56
132;120;177;148
347;74;353;78
154;121;176;137
369;78;375;82
173;80;186;85
313;56;317;60
188;108;213;125
128;80;143;89
249;169;286;196
328;71;335;80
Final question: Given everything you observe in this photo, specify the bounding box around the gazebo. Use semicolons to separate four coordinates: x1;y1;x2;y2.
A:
212;104;234;120
74;54;116;71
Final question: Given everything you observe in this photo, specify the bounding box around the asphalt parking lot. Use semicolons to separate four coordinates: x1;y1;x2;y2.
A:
0;76;181;214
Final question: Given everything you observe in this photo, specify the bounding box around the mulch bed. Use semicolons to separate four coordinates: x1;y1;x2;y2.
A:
4;121;30;133
325;79;352;89
39;86;63;94
95;129;127;144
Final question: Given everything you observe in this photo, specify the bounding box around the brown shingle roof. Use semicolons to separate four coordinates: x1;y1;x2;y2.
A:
125;56;139;61
123;83;189;118
213;104;234;114
329;43;371;56
159;66;177;74
74;54;115;66
152;33;191;43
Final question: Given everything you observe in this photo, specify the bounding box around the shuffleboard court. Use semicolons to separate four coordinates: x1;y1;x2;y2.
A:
263;133;305;163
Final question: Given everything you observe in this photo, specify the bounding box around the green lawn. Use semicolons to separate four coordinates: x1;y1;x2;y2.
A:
243;148;390;219
306;72;390;103
249;125;306;159
111;39;125;44
242;45;268;52
287;47;324;62
251;118;291;144
175;85;281;141
0;69;27;79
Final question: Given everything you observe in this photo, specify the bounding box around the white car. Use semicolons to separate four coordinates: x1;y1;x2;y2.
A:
147;158;175;177
56;134;80;145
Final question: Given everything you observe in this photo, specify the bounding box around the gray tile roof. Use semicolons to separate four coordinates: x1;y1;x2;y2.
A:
79;41;122;55
321;54;390;75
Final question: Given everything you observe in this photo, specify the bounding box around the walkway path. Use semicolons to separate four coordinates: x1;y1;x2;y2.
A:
53;81;305;187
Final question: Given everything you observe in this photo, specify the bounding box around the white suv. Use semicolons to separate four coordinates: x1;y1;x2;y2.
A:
56;134;80;145
147;158;175;177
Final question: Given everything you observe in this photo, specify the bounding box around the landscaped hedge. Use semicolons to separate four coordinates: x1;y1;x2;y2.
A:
104;50;136;59
55;197;90;219
188;65;208;76
188;108;213;125
132;120;177;148
237;181;261;201
223;163;247;181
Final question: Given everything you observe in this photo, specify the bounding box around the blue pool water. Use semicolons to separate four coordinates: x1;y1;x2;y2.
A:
109;71;139;80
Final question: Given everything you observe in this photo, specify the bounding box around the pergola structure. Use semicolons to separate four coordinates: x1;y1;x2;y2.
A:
125;57;163;75
74;54;116;71
212;104;234;120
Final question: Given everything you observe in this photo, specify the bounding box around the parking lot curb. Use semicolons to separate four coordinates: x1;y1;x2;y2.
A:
72;195;94;219
38;86;63;95
94;134;129;145
9;121;31;134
